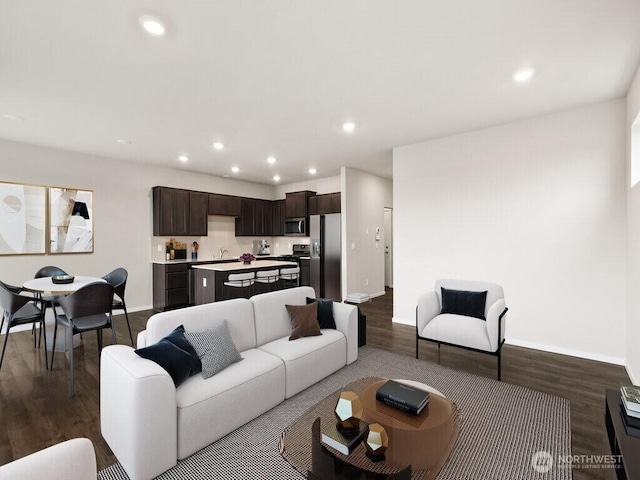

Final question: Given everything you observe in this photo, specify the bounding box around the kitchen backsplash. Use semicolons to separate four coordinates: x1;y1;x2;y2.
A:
151;215;310;261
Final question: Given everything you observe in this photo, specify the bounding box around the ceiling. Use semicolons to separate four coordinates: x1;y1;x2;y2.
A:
1;1;640;185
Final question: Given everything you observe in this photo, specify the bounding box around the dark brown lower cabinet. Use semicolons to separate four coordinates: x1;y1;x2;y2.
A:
153;263;189;312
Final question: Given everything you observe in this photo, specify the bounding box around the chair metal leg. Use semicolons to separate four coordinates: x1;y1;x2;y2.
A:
0;320;11;370
41;318;48;370
497;349;502;381
122;301;133;345
50;321;59;370
67;326;74;396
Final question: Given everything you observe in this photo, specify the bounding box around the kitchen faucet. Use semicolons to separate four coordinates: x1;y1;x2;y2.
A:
219;247;229;258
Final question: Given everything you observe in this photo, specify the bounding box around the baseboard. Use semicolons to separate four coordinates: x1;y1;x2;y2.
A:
390;317;626;366
392;317;414;326
626;366;639;385
505;338;625;366
370;291;386;299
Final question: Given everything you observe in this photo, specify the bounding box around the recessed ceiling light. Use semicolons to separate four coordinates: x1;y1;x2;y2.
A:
267;156;276;164
213;142;224;150
309;168;317;175
273;175;281;182
139;15;166;36
2;113;25;121
178;155;189;162
342;122;356;132
116;139;131;144
513;68;535;83
231;166;240;173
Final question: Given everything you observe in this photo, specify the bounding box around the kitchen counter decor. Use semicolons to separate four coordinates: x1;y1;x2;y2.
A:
239;253;255;265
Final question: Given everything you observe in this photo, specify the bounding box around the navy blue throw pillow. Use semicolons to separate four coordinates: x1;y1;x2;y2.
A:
306;297;336;329
135;325;202;387
440;287;487;320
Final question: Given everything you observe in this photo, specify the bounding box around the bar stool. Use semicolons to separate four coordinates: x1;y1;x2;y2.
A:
280;267;300;288
223;272;255;299
255;270;280;293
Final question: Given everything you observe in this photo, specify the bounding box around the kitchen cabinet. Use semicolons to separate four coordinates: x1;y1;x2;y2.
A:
235;198;257;236
208;193;241;216
308;193;341;215
235;198;279;236
272;199;286;236
285;191;315;219
153;186;210;236
153;263;189;311
300;257;310;286
153;187;190;236
189;191;209;236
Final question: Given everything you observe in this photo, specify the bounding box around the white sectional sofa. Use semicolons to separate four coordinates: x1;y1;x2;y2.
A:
100;286;358;480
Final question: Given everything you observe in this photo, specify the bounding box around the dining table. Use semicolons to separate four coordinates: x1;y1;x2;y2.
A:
22;275;106;353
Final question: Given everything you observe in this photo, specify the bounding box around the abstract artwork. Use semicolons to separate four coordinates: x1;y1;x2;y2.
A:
49;186;94;254
0;181;47;255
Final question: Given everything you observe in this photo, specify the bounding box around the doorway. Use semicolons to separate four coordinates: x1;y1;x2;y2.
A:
384;207;393;288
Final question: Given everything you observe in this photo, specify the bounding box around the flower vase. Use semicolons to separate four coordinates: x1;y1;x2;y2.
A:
243;260;251;265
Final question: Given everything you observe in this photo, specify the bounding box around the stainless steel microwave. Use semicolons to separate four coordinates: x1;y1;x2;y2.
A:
284;217;307;236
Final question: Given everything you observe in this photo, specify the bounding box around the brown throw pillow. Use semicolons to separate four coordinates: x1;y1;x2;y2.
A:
286;303;322;341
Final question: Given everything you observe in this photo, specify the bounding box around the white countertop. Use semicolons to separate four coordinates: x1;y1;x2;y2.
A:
192;260;297;272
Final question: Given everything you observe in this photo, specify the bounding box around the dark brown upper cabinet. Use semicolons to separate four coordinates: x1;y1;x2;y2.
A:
153;187;190;236
272;199;286;236
208;193;241;217
153;186;209;236
308;193;341;215
285;191;316;219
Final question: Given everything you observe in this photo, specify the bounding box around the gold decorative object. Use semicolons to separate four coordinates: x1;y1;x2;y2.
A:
364;423;388;462
334;391;363;437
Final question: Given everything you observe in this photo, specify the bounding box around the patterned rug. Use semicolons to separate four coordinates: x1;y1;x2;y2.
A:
99;346;571;480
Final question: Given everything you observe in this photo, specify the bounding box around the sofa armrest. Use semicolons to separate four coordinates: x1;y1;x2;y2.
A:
332;302;358;365
137;329;148;348
100;345;178;480
416;291;440;333
485;299;507;352
0;438;96;480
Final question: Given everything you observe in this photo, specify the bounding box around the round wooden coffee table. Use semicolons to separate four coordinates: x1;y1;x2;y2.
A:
360;379;460;472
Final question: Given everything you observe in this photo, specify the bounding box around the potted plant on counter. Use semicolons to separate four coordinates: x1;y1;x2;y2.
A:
239;253;256;265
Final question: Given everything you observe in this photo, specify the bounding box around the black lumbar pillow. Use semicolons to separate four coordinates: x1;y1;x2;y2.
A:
306;297;336;329
135;325;202;387
440;287;488;320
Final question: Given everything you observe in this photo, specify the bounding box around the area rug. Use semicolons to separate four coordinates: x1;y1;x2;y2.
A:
99;346;571;480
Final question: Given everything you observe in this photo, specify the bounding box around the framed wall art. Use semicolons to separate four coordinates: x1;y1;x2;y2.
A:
48;186;94;254
0;181;47;255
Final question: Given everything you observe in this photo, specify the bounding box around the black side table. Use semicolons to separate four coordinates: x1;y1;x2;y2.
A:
605;389;640;479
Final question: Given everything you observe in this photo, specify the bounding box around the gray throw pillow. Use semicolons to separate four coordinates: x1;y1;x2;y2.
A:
184;320;243;379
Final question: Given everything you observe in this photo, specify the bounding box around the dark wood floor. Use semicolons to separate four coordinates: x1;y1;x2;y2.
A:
0;288;631;479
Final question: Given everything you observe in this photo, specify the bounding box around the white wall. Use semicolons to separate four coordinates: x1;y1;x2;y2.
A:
341;167;393;299
393;100;627;363
627;64;640;383
0;138;273;311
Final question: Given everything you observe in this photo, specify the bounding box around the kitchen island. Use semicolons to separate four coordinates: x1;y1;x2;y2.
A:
192;260;298;304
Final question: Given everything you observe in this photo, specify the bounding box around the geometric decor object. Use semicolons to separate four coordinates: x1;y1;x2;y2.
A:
364;423;388;462
334;391;363;437
0;181;46;255
48;186;94;253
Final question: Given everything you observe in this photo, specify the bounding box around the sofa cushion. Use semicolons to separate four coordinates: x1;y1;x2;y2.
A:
252;286;316;346
306;297;336;329
135;325;202;387
175;348;285;459
144;299;257;352
287;303;321;340
440;287;487;320
184;320;243;379
259;329;347;398
420;314;493;352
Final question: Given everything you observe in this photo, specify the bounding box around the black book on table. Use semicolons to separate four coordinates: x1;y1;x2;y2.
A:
321;421;368;455
376;380;430;415
621;402;640;428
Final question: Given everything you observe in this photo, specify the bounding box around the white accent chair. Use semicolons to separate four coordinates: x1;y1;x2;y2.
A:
0;438;96;480
416;279;508;380
255;269;280;292
280;267;300;288
223;272;255;299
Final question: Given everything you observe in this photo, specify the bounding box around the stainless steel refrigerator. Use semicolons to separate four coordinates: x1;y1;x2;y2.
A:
310;213;341;301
